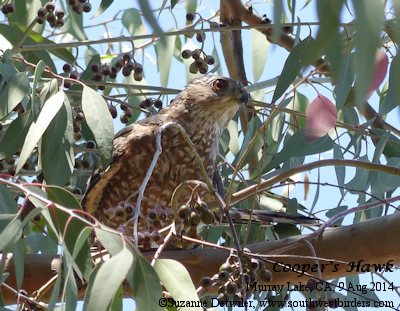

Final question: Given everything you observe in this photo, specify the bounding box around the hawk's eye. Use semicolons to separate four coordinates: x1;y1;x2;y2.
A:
212;79;227;91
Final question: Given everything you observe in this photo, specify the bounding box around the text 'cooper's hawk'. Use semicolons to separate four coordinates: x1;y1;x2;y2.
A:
82;75;314;248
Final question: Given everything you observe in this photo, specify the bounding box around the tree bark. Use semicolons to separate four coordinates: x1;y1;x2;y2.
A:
2;212;399;304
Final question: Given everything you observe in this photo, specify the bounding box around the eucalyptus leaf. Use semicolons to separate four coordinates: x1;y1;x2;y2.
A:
154;259;202;311
81;86;113;165
16;90;65;173
84;248;133;311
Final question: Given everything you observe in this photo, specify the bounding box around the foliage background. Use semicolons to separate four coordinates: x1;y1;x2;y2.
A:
0;0;400;310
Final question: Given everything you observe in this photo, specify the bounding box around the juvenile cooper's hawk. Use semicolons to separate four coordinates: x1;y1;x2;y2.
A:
83;75;314;248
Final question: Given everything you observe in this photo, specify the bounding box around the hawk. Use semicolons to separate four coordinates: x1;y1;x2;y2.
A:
82;75;314;248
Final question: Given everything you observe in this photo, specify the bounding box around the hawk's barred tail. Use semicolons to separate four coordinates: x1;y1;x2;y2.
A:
226;208;319;226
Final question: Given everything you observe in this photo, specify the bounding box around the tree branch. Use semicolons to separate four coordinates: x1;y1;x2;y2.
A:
2;213;399;304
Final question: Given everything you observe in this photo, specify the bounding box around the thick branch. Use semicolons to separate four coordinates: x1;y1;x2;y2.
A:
2;213;399;303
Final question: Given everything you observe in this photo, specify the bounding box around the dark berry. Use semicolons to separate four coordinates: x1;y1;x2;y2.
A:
37;18;45;24
181;49;191;59
124;108;132;118
189;211;200;226
186;12;195;21
133;62;143;74
91;63;100;72
1;5;7;14
115;58;124;69
62;63;71;73
75;111;85;122
101;64;111;76
120;114;129;124
47;13;56;23
178;205;191;219
218;270;230;283
82;3;91;13
92;73;102;81
154;99;163;109
259;269;272;283
55;9;64;18
194;58;204;69
123;53;131;62
196;32;205;42
108;105;117;118
133;72;143;81
5;3;15;13
200;276;213;289
56;19;64;28
86;140;96;149
68;0;77;4
143;98;153;107
191;49;201;59
205;55;215;65
70;70;79;79
201;210;214;224
78;0;86;3
72;4;82;14
226;281;239;294
189;62;198;74
37;8;47;18
63;80;71;88
199;64;208;74
45;3;55;13
109;72;117;79
122;66;131;77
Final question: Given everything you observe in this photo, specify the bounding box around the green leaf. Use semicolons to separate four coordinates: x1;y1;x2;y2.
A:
82;86;114;165
137;0;163;36
251;29;269;82
82;85;114;165
64;7;87;41
122;8;146;37
12;239;24;290
333;144;345;196
32;60;46;103
84;248;133;311
0;71;29;119
94;0;114;17
0;110;33;160
303;0;344;66
41;101;74;185
16;90;65;173
171;0;179;9
380;54;400;114
129;255;162;311
346;155;370;193
94;228;123;256
155;34;176;87
353;1;384;106
109;285;123;311
154;259;201;311
0;217;22;251
272;36;313;103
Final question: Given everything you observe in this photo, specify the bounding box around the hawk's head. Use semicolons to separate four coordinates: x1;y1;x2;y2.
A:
170;75;249;132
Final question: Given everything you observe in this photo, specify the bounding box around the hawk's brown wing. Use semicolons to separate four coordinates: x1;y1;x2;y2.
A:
82;121;158;218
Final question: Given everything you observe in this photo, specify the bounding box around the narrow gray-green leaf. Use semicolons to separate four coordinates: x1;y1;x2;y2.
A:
0;110;33;160
0;217;22;251
353;1;384;106
32;60;46;103
94;227;123;256
0;72;29;119
94;0;114;17
16;90;65;173
251;29;269;82
272;36;313;103
84;248;133;311
130;255;162;311
81;86;113;165
380;54;400;115
155;34;176;87
154;259;201;311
